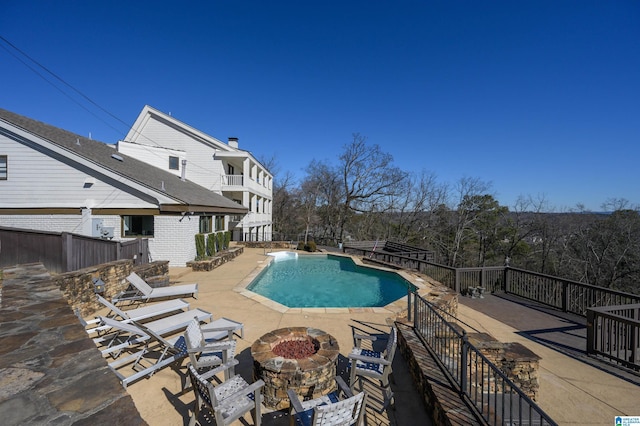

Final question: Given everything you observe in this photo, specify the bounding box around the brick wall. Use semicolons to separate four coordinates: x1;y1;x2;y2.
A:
149;215;199;267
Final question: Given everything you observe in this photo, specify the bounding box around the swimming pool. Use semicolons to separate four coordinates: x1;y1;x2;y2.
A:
247;253;416;308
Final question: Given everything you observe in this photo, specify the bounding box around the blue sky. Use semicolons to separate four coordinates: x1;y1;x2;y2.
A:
1;1;639;212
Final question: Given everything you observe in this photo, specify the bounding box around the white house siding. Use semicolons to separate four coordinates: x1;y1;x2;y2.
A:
0;136;157;209
148;214;199;266
0;214;86;234
124;107;273;242
125;117;225;191
126;109;273;196
117;141;185;179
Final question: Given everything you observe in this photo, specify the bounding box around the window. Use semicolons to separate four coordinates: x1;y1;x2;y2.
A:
215;215;224;231
227;164;235;175
169;156;179;170
0;156;6;180
199;215;212;233
122;215;154;237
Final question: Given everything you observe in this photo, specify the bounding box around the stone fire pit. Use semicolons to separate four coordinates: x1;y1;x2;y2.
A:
251;327;340;410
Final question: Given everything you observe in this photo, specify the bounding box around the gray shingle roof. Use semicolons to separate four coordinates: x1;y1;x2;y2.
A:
0;108;248;214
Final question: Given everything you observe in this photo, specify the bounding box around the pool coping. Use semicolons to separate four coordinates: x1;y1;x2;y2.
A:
233;250;428;314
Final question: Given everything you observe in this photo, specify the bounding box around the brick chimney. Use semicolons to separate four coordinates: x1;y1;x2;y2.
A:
228;137;239;149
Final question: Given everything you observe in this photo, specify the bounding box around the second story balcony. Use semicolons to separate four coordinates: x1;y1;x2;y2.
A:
222;174;244;187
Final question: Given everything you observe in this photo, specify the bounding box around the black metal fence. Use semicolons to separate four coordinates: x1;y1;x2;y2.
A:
506;267;640;316
0;226;149;273
587;304;640;371
344;241;640;372
410;292;557;426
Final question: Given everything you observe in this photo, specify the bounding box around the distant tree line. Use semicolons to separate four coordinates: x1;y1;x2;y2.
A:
264;134;640;295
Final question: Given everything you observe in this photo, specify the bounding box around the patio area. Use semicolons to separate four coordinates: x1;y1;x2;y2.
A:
123;247;434;425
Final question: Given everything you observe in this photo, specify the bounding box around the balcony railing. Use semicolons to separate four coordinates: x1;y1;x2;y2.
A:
222;174;244;186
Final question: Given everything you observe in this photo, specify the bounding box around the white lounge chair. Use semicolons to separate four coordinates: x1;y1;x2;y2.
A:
112;272;198;304
94;307;212;356
348;326;397;409
84;295;190;335
288;376;366;426
187;361;265;426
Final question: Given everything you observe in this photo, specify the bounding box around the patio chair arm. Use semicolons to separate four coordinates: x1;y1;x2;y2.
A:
215;379;265;411
353;333;377;348
335;376;354;398
199;359;240;381
202;324;239;332
348;352;392;365
353;333;377;342
187;341;236;353
287;389;305;414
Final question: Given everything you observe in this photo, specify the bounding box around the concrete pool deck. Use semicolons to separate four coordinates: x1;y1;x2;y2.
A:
124;247;433;425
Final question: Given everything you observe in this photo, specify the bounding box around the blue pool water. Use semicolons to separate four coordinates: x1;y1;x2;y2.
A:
247;253;416;308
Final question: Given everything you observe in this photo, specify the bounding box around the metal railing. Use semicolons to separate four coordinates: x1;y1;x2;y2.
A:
587;304;640;371
506;267;640;316
346;240;640;372
410;292;557;426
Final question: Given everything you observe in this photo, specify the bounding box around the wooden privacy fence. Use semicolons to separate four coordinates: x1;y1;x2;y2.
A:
0;226;149;273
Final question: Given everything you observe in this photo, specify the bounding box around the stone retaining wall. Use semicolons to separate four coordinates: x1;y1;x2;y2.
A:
239;241;293;249
186;246;244;271
53;260;170;318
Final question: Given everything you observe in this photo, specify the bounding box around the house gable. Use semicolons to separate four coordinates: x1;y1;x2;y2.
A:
0;108;248;215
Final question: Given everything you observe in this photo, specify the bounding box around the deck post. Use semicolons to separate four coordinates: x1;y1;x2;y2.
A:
586;309;595;355
460;331;468;393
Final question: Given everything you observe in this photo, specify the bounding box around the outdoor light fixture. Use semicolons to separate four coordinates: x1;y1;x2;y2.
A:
92;277;106;294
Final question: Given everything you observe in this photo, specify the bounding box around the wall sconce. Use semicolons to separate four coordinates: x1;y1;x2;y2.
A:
92;277;106;294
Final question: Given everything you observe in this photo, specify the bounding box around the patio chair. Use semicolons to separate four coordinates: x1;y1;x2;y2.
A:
93;307;212;357
84;295;190;335
112;272;198;304
106;320;203;388
288;376;366;426
187;362;265;426
348;326;397;409
184;318;238;381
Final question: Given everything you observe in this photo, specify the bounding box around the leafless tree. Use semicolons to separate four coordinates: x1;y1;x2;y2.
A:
447;177;494;267
336;133;408;242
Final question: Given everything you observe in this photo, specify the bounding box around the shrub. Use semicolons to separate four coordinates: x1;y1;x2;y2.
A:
195;233;206;260
297;241;317;252
224;231;231;249
206;233;216;256
217;232;225;252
